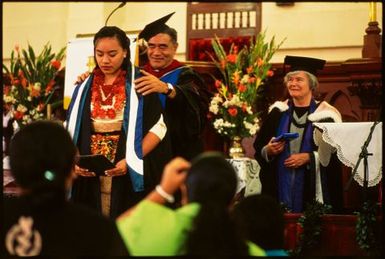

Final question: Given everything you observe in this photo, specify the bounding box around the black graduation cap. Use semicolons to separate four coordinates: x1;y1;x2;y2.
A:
138;12;175;41
284;55;326;75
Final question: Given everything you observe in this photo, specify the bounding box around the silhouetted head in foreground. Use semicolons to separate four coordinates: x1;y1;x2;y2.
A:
184;152;248;255
233;194;285;250
10;120;77;204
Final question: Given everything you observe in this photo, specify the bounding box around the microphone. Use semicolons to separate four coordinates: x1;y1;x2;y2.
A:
105;2;126;26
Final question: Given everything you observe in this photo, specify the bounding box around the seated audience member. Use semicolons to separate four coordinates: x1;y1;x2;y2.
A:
116;152;266;256
3;120;129;256
232;194;288;256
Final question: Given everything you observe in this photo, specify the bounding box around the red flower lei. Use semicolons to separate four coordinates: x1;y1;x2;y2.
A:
91;68;126;119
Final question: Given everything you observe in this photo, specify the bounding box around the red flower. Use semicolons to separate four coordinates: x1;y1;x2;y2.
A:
30;87;40;97
13;111;24;120
12;79;20;85
37;103;45;112
45;79;55;95
4;85;11;95
248;77;256;83
241;104;248;112
246;66;253;74
226;54;237;63
267;70;274;77
238;84;246;93
228;107;238;117
51;60;61;70
215;80;222;88
17;71;28;88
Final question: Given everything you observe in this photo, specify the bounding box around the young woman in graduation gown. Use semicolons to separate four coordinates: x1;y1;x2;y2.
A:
66;26;172;219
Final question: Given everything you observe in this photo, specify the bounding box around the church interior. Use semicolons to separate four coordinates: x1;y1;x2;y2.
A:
3;2;383;256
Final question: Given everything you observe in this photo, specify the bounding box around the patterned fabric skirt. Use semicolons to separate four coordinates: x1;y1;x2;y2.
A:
90;132;120;217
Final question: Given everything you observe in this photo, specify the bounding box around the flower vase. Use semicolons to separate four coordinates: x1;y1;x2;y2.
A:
228;136;245;158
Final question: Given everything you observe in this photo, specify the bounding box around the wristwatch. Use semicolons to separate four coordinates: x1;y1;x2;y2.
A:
165;83;174;96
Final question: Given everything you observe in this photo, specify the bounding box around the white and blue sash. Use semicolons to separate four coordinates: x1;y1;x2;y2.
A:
67;65;145;192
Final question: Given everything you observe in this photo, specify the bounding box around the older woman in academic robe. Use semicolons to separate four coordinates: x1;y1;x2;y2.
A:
253;56;344;213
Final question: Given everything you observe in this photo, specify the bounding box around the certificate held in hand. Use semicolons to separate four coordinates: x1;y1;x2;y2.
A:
77;154;115;175
272;132;299;142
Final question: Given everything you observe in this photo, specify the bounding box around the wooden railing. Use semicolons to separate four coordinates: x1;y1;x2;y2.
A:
186;2;261;60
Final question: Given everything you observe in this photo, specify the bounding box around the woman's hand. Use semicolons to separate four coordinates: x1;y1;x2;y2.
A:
284;153;310;169
160;157;190;195
117;157;190;219
266;137;286;157
104;158;127;177
74;165;96;177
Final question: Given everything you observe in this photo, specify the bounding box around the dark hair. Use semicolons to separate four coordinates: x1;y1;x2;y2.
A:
233;194;285;250
184;152;248;255
159;25;178;44
93;26;131;70
10;120;77;205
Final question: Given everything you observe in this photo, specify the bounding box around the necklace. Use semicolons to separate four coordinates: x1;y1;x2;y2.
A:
91;69;126;119
99;84;114;105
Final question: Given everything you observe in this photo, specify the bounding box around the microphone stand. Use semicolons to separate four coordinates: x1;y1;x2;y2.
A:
344;121;380;201
105;2;126;26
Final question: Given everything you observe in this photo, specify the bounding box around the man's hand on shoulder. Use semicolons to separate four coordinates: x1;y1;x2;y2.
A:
134;70;169;96
74;71;90;85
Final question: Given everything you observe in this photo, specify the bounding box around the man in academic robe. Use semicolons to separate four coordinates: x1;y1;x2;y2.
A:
134;13;211;160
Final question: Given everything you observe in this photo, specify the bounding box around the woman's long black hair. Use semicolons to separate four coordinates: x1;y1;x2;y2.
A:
9;120;77;209
93;26;131;70
184;152;249;255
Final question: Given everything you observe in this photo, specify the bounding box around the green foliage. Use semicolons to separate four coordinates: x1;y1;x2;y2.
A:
291;200;331;256
355;200;381;255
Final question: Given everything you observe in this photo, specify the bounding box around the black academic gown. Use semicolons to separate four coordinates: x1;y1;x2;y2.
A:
253;100;344;213
70;75;172;219
164;67;211;160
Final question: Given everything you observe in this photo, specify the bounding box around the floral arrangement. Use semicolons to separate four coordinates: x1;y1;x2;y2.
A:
208;30;285;138
3;43;66;127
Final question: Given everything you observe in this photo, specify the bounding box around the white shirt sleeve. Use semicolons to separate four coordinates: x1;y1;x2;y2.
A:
149;114;167;140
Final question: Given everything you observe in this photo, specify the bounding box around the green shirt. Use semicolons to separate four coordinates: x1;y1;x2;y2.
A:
117;200;200;256
117;200;265;256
